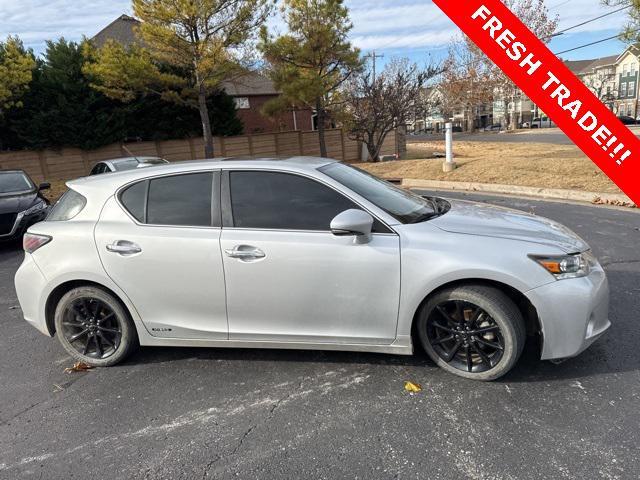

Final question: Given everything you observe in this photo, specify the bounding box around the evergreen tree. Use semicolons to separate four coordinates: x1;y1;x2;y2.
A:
259;0;362;157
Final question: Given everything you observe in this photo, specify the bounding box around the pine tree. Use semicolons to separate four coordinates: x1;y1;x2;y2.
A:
85;0;273;157
259;0;363;157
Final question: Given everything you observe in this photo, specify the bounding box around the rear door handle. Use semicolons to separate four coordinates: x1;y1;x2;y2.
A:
224;245;265;260
106;241;142;255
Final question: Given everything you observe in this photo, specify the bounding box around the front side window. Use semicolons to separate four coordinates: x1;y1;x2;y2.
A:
320;163;439;224
229;171;361;231
119;172;214;227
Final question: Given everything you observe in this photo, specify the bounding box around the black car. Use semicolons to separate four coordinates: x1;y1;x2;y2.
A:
0;170;50;242
616;115;637;125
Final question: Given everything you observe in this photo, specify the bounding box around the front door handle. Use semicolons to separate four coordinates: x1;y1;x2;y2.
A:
106;240;142;255
224;245;265;260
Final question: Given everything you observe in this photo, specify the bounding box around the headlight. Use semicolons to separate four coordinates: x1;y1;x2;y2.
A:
23;200;47;216
529;252;596;280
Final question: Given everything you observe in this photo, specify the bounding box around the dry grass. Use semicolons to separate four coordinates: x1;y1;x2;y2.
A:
357;140;621;194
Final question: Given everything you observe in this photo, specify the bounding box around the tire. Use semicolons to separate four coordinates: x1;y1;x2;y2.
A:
54;286;137;367
416;285;526;381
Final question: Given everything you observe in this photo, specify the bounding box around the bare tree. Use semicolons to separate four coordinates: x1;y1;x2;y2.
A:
343;58;439;161
439;40;494;132
443;0;557;130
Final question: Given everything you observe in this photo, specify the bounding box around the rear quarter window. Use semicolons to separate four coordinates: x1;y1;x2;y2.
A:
47;189;87;221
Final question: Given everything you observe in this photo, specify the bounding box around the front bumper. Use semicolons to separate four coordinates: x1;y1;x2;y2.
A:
526;264;610;360
0;209;48;242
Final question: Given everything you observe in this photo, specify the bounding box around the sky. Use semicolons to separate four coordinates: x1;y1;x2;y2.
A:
0;0;632;66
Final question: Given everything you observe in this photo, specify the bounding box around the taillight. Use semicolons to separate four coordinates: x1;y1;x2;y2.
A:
23;233;52;253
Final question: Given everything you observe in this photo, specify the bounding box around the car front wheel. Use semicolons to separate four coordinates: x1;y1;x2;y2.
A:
54;286;137;367
416;285;526;381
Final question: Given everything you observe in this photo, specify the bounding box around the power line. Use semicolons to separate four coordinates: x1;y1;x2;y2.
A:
549;0;572;11
376;4;631;57
554;32;627;55
554;5;631;36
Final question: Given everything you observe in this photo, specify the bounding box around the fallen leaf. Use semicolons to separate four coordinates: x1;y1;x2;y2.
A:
64;362;94;373
404;381;422;393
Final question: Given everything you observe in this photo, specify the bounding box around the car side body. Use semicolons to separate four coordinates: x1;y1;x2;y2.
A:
15;157;610;379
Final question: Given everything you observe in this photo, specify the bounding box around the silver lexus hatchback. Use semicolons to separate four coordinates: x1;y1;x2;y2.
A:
15;157;610;380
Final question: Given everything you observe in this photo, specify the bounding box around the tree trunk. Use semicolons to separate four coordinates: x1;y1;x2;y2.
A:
366;132;378;162
316;99;328;158
198;82;215;158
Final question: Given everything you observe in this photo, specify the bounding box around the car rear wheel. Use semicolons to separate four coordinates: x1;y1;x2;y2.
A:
416;285;526;381
54;286;137;367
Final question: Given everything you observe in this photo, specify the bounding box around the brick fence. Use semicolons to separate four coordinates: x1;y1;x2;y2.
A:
0;129;400;182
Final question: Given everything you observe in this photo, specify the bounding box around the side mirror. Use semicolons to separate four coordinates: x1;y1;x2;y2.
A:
330;209;374;244
38;182;51;191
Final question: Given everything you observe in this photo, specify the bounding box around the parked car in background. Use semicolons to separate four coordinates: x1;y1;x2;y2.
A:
0;170;50;242
483;124;502;132
15;157;610;381
89;157;169;175
616;115;637;125
529;117;555;128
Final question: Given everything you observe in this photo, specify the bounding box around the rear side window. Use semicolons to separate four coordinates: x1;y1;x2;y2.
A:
229;171;359;231
119;172;215;227
120;181;146;222
47;189;86;221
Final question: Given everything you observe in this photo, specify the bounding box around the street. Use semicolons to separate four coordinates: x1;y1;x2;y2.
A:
1;192;639;479
410;126;640;145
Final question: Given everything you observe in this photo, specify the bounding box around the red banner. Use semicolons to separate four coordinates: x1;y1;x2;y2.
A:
433;0;639;205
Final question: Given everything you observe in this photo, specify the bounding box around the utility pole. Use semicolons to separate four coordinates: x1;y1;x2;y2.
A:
364;50;385;81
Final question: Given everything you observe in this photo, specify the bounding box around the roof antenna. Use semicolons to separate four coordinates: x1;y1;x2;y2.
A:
121;144;140;163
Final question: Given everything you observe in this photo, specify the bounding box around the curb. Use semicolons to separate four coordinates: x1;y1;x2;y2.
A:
400;179;636;208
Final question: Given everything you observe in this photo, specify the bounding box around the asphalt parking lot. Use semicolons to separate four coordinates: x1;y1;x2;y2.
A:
1;192;639;479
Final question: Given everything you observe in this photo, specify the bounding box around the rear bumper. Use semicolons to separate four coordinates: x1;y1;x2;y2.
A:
14;253;51;336
526;265;610;360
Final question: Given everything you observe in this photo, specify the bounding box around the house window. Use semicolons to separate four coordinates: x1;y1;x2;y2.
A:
234;97;250;109
629;81;636;97
632;63;637;75
621;82;627;97
623;64;629;76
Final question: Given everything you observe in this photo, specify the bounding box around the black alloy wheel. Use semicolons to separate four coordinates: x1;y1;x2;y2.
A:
55;286;137;367
426;300;505;373
61;297;122;359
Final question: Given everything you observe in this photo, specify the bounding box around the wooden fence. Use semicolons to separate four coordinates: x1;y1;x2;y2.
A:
0;129;399;182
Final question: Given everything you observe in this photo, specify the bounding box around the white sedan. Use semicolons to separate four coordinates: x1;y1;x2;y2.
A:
15;157;610;380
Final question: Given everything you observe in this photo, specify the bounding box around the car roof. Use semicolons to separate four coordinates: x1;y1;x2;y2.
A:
69;156;339;195
100;156;165;165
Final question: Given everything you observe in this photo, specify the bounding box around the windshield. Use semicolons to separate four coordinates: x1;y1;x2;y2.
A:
319;163;440;224
112;160;139;171
0;172;34;194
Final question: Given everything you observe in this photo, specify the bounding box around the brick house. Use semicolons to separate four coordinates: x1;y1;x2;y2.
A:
221;74;314;134
92;15;313;134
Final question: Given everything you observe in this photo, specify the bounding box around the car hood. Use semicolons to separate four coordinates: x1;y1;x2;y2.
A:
430;199;589;253
0;191;38;214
